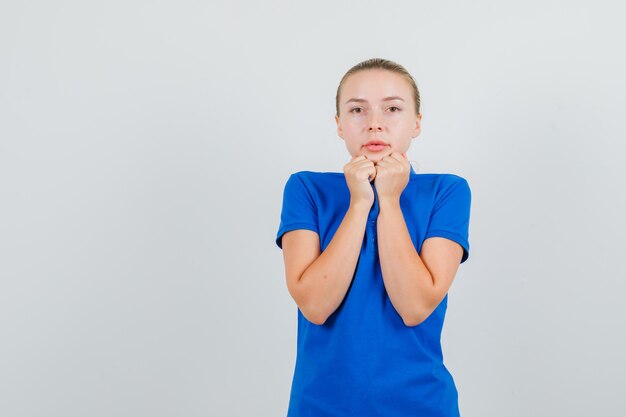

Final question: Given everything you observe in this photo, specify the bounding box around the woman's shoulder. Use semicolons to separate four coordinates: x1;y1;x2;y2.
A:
289;170;346;183
292;170;345;177
282;171;346;194
409;172;469;185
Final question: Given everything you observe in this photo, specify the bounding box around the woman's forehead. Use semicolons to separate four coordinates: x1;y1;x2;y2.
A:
342;70;411;100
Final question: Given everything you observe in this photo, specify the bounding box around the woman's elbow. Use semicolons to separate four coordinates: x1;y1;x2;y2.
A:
297;298;328;325
402;315;423;327
299;308;327;325
402;308;432;327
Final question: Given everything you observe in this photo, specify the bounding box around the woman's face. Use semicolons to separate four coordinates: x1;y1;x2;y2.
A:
335;69;422;164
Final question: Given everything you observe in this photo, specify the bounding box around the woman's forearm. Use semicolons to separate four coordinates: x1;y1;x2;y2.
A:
298;203;370;325
377;199;434;326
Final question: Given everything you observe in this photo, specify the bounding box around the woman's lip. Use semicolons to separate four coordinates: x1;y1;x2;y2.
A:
365;144;388;152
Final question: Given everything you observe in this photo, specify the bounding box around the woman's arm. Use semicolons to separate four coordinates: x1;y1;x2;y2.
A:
377;200;464;326
281;202;370;325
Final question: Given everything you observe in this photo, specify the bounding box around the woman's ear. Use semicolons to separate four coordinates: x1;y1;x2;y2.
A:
412;113;422;138
335;115;344;139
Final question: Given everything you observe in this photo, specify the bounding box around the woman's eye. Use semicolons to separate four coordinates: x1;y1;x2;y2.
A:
350;107;400;113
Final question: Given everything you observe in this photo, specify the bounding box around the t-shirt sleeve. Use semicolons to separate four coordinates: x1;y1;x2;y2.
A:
423;177;472;264
275;173;319;249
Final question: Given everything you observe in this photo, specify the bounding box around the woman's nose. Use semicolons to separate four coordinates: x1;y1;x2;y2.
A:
368;113;383;131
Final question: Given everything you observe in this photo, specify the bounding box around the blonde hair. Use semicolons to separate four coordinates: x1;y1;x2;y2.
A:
335;58;421;118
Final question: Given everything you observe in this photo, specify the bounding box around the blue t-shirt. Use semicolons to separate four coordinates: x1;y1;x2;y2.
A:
275;164;471;417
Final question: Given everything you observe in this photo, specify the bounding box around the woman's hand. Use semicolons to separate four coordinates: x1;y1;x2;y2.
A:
373;152;410;205
343;155;376;210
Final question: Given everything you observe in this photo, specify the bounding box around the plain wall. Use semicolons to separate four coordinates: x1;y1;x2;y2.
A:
1;1;625;416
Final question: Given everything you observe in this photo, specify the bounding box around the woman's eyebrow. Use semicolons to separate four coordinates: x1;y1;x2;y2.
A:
344;96;405;104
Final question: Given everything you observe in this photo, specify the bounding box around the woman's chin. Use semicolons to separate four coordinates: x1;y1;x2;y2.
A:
369;152;392;163
357;149;393;163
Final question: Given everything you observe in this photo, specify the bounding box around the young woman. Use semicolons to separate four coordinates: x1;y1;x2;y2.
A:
275;57;472;417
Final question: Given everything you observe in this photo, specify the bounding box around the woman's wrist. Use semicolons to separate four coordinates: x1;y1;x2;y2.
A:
348;200;372;215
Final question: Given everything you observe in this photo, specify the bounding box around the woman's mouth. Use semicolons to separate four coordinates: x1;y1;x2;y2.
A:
365;144;388;152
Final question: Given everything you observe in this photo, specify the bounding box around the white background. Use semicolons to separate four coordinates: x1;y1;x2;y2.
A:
1;1;625;416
